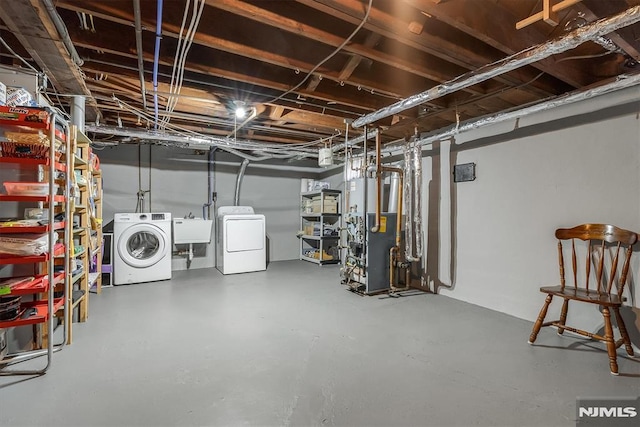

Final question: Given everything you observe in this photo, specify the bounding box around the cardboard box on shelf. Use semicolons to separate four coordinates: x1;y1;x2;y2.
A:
311;194;337;212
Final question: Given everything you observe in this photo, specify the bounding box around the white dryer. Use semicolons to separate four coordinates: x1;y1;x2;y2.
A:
216;206;266;275
113;212;172;285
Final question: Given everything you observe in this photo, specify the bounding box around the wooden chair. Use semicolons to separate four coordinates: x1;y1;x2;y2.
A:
528;224;637;375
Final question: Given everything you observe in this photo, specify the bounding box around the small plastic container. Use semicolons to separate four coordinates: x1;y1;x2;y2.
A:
3;182;58;196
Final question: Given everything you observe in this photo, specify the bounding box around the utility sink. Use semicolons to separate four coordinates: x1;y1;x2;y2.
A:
173;218;213;244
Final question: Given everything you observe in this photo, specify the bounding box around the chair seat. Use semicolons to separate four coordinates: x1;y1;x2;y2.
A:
539;285;622;306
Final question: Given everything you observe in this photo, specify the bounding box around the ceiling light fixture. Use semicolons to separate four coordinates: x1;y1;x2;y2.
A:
233;100;246;119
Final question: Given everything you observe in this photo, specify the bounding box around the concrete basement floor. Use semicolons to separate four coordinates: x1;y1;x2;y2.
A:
0;260;639;426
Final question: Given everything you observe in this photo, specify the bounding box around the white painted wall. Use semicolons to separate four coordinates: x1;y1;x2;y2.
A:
98;145;306;264
424;88;640;347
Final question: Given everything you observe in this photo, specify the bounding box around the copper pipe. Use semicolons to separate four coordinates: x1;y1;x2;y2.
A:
371;128;382;232
369;126;403;242
390;246;398;289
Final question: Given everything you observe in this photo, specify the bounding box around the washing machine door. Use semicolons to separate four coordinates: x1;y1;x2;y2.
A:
117;223;168;268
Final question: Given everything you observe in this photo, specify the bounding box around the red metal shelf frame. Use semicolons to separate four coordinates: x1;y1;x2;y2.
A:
0;243;65;265
0;297;64;328
0;272;65;296
0;221;65;234
0;156;66;172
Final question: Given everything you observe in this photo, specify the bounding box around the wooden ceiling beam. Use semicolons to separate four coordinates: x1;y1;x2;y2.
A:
296;0;564;97
56;1;412;101
85;67;347;132
401;0;593;88
338;32;382;81
204;0;483;95
72;34;386;115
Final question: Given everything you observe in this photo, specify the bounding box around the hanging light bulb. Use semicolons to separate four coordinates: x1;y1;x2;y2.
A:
233;100;246;119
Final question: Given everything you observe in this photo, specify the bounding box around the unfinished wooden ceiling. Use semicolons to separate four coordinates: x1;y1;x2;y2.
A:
1;0;639;151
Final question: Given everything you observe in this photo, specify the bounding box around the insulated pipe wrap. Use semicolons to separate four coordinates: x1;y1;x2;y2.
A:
376;73;640;157
413;141;423;259
352;6;640;129
403;144;413;259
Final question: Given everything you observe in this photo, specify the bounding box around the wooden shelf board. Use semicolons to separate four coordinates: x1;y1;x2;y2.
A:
88;272;100;287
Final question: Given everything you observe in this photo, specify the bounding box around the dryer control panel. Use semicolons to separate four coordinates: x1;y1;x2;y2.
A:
217;206;255;216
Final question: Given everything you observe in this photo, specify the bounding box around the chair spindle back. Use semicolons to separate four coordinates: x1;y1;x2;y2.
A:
555;224;637;296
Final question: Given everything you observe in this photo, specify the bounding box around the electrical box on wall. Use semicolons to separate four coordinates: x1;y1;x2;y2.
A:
453;162;476;183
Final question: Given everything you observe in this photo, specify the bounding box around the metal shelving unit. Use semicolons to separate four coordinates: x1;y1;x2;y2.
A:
299;189;341;265
0;106;71;374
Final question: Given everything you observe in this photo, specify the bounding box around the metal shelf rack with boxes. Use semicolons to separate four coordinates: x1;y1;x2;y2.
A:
0;106;71;374
299;189;341;265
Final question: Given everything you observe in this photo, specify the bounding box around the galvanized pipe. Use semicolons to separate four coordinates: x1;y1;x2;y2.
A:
352;5;640;129
390;246;398;290
331;128;377;153
202;147;215;220
152;0;164;129
133;0;148;110
234;158;250;206
42;0;84;66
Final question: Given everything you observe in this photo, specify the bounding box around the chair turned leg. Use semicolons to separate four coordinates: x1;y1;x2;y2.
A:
602;307;619;375
557;298;569;335
613;307;634;357
529;294;552;344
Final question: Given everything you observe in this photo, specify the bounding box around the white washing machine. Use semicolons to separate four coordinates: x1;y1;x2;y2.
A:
216;206;266;275
113;212;172;285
